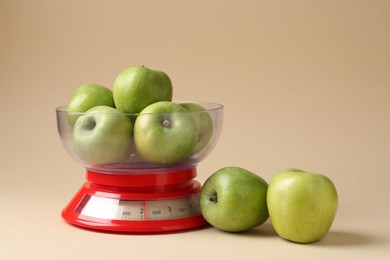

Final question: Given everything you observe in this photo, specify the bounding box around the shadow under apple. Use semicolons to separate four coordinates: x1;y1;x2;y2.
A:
218;223;385;248
315;230;384;247
227;221;278;238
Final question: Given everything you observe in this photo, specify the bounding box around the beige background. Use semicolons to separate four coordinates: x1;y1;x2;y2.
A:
1;0;389;259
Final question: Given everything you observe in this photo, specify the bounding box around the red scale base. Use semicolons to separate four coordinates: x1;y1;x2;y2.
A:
62;167;209;233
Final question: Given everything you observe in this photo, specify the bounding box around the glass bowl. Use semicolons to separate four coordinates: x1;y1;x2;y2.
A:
56;101;223;173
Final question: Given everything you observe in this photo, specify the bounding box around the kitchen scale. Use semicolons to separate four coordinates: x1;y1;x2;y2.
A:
56;102;223;233
62;166;207;232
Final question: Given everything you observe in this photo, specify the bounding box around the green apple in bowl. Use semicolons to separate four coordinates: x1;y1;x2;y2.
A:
180;103;213;155
72;106;133;165
67;83;114;126
134;101;197;165
267;168;338;243
113;66;173;114
200;166;269;232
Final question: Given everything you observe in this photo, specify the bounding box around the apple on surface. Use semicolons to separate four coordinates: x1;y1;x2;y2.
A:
133;101;197;165
67;84;114;126
180;103;213;155
267;168;338;243
113;66;173;114
72;106;133;165
200;166;269;232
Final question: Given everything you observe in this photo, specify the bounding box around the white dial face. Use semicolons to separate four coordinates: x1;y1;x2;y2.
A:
76;193;201;221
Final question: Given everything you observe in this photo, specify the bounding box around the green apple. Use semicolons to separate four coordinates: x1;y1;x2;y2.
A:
67;83;114;126
200;166;269;232
267;168;338;243
72;106;133;165
134;101;197;165
113;66;173;114
180;103;213;155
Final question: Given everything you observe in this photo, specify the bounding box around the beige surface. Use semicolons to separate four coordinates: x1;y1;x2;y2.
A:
1;0;389;259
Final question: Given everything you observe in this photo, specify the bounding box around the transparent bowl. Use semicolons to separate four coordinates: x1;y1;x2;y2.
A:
56;101;223;173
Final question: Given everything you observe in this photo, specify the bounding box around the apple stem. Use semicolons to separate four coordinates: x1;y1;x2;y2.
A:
162;119;171;128
82;116;97;131
210;193;218;204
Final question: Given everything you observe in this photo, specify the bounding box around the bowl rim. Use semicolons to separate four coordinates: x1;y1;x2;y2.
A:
56;101;224;116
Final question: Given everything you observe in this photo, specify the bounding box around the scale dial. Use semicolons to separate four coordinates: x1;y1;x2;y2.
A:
78;193;202;221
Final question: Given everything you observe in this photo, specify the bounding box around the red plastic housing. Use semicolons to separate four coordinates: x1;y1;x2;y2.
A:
61;167;208;233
